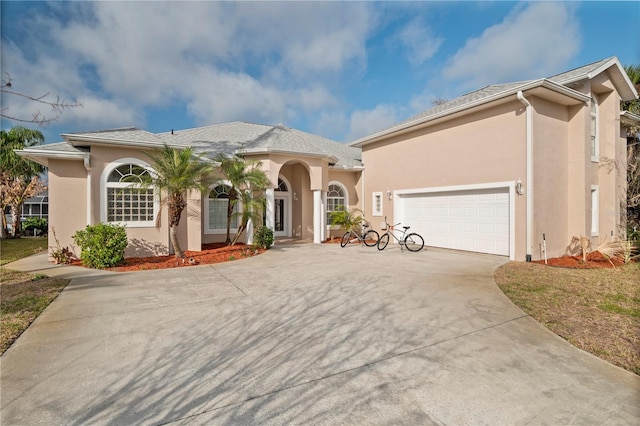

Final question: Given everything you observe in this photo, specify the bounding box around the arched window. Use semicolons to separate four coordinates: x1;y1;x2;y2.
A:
104;163;155;225
326;182;347;225
276;178;288;192
207;184;239;232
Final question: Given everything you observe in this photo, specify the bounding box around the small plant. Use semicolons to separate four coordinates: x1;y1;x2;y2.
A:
253;225;274;249
49;227;74;264
33;273;47;280
228;255;236;261
328;207;364;232
73;223;128;269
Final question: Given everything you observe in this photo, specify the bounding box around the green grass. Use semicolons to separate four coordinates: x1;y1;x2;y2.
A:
0;237;48;265
495;262;640;375
1;237;68;354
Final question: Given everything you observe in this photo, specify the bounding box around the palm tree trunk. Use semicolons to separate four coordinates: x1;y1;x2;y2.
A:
169;194;186;258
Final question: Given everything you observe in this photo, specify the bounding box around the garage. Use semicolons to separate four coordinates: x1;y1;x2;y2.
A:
396;186;511;256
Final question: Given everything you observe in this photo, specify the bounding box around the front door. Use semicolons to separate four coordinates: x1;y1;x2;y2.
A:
274;195;291;237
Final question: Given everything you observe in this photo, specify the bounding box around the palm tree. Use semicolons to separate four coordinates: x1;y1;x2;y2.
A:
141;146;215;258
216;154;270;245
0;126;46;237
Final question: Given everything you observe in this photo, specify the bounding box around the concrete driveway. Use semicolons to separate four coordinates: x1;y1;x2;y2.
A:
2;243;639;425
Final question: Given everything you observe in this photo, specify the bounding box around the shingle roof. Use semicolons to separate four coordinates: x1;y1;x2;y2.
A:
351;56;632;147
156;121;361;167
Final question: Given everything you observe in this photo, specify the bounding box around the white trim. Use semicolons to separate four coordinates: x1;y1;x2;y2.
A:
393;181;516;260
590;95;600;162
326;181;349;227
591;185;599;236
100;158;158;228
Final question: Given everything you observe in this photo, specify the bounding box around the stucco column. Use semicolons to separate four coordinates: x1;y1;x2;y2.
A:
321;190;327;242
246;218;254;245
313;189;324;244
265;188;275;240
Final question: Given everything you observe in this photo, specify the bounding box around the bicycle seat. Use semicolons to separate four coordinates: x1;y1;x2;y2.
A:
402;226;410;230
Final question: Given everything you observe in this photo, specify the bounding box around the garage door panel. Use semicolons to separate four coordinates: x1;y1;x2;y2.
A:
398;188;510;256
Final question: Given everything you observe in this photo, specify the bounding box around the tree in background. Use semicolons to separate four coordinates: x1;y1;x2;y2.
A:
1;73;82;126
138;146;215;259
0;126;47;237
216;154;270;245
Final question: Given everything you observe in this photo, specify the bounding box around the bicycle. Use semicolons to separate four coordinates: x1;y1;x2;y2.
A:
377;216;424;252
340;223;380;247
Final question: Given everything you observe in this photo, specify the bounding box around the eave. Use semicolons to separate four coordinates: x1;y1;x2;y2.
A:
351;79;590;148
15;148;90;168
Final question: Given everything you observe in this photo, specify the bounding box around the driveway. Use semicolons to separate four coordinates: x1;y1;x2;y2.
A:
2;244;639;425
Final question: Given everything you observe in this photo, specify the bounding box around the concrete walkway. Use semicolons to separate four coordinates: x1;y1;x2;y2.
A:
2;244;639;425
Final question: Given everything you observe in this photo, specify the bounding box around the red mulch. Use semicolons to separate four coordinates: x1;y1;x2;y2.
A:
533;251;625;269
70;243;265;272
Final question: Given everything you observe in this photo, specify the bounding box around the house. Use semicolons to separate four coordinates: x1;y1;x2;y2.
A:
4;190;49;234
351;57;638;260
17;57;639;261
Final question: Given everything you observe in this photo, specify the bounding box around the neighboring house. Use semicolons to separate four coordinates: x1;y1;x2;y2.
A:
17;57;639;261
4;190;48;234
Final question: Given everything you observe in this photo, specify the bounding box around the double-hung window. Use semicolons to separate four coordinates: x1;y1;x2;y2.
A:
326;183;347;225
206;184;238;233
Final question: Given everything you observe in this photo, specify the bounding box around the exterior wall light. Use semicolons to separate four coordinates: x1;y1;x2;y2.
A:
387;190;392;200
516;180;524;195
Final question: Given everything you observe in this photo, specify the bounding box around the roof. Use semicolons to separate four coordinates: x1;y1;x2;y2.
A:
351;56;638;147
20;122;363;169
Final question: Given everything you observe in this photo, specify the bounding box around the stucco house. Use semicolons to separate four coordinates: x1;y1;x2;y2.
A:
17;57;639;261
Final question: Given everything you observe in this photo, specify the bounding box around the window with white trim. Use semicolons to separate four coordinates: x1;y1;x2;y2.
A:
106;164;155;225
590;96;599;161
591;186;599;236
206;184;238;233
326;183;347;225
372;192;383;216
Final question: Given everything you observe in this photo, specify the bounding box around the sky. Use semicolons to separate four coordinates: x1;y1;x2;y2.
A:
1;1;638;145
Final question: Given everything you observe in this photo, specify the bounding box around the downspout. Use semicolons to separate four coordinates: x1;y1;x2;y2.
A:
517;91;533;262
84;157;91;226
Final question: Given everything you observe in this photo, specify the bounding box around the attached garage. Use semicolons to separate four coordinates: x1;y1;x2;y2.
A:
395;183;514;257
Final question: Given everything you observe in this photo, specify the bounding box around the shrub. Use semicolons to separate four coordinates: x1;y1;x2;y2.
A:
73;223;128;269
253;225;273;249
23;217;48;235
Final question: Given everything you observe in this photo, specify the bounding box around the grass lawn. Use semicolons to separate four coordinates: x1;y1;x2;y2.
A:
1;237;68;355
1;237;48;266
495;261;640;375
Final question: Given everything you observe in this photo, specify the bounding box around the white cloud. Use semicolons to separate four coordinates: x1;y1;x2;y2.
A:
347;104;402;142
396;18;443;65
2;1;375;135
443;2;580;89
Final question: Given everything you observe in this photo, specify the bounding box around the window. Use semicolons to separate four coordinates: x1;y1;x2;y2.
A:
591;186;599;236
207;184;238;232
372;192;383;216
590;96;599;161
105;163;155;225
326;183;346;225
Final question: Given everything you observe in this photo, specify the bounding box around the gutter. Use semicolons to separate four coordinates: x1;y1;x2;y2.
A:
517;91;533;262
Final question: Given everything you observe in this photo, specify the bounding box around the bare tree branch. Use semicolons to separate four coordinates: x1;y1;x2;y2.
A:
1;72;83;126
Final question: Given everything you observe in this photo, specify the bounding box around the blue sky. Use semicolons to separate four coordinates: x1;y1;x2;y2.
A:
1;1;638;145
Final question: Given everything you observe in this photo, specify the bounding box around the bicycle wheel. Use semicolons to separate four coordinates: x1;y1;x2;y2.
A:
362;229;379;247
377;233;390;250
404;233;424;252
340;231;352;247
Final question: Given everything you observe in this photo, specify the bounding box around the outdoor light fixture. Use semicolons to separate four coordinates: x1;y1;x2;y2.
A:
387;190;392;200
293;192;298;201
515;180;524;195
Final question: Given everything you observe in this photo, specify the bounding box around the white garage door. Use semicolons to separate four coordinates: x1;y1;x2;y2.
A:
397;187;510;256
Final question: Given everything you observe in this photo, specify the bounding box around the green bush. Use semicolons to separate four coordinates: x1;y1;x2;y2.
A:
73;223;128;269
253;225;273;249
23;217;48;235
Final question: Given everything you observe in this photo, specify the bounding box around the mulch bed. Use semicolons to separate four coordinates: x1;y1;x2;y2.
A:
70;243;265;272
533;251;625;269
